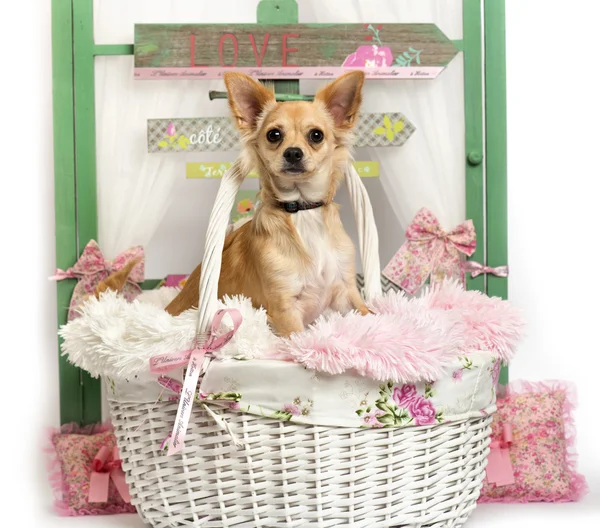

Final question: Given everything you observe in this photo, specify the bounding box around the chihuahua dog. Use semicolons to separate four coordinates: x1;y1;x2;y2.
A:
100;71;370;337
164;71;370;336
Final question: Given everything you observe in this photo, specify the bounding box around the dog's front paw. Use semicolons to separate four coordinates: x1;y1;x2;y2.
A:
267;313;305;338
356;304;371;316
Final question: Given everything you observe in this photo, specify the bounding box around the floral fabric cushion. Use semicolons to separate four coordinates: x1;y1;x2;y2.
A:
479;380;587;503
47;423;136;516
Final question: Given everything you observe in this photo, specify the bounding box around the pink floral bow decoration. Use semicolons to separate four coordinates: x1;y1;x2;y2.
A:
50;240;144;321
382;208;476;294
485;423;515;487
463;261;509;278
88;445;131;504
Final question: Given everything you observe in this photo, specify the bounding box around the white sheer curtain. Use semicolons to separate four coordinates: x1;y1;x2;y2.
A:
365;61;465;230
94;0;261;262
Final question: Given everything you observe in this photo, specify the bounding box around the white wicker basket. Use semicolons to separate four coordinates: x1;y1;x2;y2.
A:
111;401;492;528
104;161;493;527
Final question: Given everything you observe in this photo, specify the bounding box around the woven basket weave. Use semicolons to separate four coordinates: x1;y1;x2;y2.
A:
104;161;492;526
110;400;492;527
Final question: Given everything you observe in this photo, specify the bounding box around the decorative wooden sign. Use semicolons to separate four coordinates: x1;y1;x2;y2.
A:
186;161;379;179
134;23;459;80
148;113;415;154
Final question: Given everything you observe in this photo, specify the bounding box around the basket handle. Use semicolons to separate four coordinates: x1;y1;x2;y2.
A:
345;162;381;300
195;159;245;335
195;160;382;335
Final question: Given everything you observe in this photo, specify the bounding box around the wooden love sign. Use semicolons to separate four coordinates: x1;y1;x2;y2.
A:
134;23;459;80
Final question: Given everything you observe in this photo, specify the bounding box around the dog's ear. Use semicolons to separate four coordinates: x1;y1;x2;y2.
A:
94;258;140;299
315;71;365;129
224;73;276;132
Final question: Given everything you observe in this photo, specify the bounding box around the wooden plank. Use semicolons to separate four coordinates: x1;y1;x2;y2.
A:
256;0;299;96
209;90;312;101
73;0;102;425
93;44;134;56
141;279;163;290
134;23;459;80
257;0;298;27
463;0;485;297
186;161;379;179
148;113;415;153
52;0;84;425
485;0;509;388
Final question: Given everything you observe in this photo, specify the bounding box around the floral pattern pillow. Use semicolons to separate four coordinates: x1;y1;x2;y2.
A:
47;423;136;516
479;380;588;503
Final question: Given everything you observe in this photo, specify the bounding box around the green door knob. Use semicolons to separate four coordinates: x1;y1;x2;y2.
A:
468;151;483;166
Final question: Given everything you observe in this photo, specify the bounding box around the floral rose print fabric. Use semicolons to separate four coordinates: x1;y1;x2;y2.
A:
106;352;498;429
48;424;135;516
479;381;588;503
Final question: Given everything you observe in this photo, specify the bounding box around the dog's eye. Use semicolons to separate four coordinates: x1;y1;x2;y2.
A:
266;129;283;143
309;129;324;144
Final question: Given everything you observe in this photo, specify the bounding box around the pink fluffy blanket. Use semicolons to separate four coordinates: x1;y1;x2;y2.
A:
276;280;524;384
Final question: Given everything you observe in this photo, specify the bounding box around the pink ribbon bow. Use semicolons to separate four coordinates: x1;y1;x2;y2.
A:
50;240;144;321
485;423;515;487
382;208;476;294
88;445;131;504
463;261;509;278
149;308;242;456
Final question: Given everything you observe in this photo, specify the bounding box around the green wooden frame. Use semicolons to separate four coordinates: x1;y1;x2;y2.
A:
484;0;508;386
52;0;81;425
52;0;508;425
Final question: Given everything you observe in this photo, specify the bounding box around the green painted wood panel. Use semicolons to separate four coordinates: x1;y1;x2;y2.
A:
94;44;134;56
257;0;299;26
485;0;509;387
52;0;83;425
73;0;101;424
142;279;163;290
463;0;485;295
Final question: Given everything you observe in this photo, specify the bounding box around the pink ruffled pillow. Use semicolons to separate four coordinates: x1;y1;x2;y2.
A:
479;380;588;503
47;423;136;516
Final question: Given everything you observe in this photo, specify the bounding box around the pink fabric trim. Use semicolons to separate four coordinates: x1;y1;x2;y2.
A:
478;379;588;503
134;66;445;80
45;422;136;516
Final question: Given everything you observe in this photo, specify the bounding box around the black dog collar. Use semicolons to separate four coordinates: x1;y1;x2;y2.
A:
279;201;326;213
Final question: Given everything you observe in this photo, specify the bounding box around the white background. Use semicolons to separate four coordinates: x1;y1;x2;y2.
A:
1;0;599;526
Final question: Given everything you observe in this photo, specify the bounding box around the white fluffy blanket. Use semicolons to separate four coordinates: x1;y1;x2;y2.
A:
60;288;279;379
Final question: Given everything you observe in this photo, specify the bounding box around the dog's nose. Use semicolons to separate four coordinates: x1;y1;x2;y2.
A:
283;147;304;163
